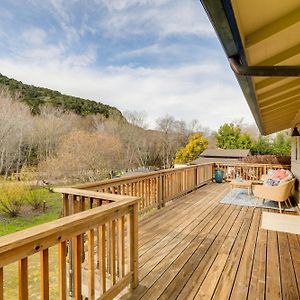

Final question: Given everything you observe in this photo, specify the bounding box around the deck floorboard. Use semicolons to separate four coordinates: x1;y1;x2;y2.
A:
120;183;299;300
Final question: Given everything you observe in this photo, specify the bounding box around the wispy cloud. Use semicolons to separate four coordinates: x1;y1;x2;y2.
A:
96;0;214;38
0;57;254;130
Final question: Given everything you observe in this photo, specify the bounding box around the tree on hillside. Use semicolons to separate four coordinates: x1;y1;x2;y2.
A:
0;73;122;117
174;133;208;164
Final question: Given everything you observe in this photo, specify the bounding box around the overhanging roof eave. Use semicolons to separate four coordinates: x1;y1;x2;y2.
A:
200;0;266;135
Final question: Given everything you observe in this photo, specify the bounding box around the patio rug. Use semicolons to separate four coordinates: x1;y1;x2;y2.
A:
220;188;298;212
261;212;300;234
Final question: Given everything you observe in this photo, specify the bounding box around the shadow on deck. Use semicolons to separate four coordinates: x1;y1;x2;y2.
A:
120;183;300;300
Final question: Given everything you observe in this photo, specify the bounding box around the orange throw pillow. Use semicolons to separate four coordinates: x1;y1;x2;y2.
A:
272;169;288;179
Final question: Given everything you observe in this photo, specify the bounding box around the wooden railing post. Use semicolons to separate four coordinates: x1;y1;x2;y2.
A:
63;193;69;217
129;202;139;289
158;174;165;208
68;195;76;298
194;166;198;189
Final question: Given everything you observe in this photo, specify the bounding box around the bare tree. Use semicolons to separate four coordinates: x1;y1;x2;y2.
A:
39;131;122;182
124;110;148;129
0;90;32;177
32;106;79;162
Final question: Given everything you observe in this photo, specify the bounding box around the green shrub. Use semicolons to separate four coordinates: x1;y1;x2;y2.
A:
0;182;28;217
26;188;47;210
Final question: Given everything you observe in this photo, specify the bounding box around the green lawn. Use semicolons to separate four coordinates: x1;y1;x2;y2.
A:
0;189;62;236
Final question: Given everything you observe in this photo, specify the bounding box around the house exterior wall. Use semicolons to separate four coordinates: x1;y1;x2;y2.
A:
291;136;300;208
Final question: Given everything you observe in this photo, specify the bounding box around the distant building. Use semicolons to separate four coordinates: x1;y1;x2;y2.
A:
189;149;251;165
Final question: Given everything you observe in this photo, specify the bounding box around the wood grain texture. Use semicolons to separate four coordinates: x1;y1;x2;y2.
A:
121;183;299;300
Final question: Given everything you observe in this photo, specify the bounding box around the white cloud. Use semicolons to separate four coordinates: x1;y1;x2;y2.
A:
22;28;47;45
0;0;256;131
0;58;255;130
96;0;214;38
101;0;170;11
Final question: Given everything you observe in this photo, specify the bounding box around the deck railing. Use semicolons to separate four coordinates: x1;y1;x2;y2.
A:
0;161;292;299
0;193;139;300
215;162;291;181
72;163;214;214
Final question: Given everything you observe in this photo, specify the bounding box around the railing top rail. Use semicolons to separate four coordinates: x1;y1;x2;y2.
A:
214;162;290;167
0;195;139;267
54;187;137;202
74;162;214;189
73;162;290;189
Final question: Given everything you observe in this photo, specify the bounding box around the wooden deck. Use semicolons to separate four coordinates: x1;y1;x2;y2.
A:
121;183;300;300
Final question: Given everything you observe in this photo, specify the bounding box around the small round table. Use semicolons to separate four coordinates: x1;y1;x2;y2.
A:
229;180;253;195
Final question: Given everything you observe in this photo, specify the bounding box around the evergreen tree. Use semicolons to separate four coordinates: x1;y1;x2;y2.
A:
215;123;242;149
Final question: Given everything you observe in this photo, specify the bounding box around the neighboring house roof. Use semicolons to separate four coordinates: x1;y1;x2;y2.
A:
200;149;250;158
189;157;242;165
200;0;300;135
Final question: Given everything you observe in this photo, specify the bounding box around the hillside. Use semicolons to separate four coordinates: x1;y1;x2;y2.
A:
0;73;123;118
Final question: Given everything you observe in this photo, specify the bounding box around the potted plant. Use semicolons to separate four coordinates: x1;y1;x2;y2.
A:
214;167;224;183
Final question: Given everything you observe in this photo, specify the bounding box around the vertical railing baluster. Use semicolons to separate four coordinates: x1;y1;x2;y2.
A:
58;241;67;300
40;249;49;300
99;224;106;293
88;229;95;300
0;267;3;300
98;224;106;293
118;216;125;278
18;258;28;300
109;220;116;285
73;235;82;300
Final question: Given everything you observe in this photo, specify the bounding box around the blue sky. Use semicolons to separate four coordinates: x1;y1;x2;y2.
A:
0;0;255;130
